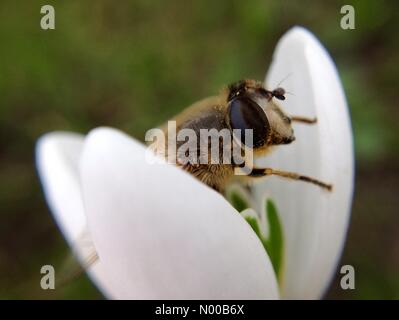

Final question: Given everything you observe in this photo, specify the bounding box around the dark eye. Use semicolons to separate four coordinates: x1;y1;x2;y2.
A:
228;97;270;148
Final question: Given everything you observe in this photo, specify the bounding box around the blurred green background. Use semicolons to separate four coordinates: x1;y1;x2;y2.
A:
0;0;398;299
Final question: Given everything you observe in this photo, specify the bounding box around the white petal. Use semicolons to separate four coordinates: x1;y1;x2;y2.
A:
36;132;115;297
80;127;279;299
254;27;354;299
36;132;87;243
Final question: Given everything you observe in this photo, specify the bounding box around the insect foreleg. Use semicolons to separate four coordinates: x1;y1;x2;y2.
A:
248;167;332;191
290;116;317;124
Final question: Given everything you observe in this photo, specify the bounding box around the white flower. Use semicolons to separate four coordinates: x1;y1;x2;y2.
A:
36;27;354;299
254;26;354;299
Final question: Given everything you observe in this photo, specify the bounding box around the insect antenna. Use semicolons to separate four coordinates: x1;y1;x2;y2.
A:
275;72;292;88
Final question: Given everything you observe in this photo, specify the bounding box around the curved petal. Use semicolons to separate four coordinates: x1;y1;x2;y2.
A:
36;132;87;243
254;27;354;299
36;132;115;297
80;127;279;299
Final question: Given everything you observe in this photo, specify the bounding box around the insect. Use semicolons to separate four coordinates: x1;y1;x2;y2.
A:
157;79;332;193
65;79;333;281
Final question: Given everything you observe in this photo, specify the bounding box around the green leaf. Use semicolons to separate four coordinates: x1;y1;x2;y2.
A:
226;191;285;285
263;199;284;283
244;216;261;239
227;189;250;212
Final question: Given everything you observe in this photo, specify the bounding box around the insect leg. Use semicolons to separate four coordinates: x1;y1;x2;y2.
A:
290;116;317;124
248;167;332;191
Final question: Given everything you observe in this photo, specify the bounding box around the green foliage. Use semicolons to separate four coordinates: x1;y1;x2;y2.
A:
243;200;284;284
227;189;284;284
226;186;251;212
263;200;284;283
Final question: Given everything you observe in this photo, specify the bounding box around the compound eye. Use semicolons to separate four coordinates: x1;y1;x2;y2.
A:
228;97;270;148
